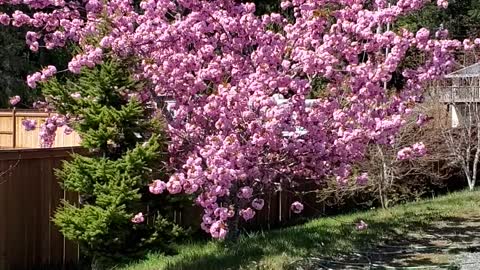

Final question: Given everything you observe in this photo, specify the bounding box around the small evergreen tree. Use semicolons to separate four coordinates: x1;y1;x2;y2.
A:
45;61;184;269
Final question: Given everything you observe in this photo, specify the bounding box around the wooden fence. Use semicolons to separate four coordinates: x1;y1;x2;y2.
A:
0;110;81;149
0;147;85;270
0;147;321;269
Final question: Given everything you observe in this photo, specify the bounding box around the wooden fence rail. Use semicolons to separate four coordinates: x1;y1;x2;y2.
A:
0;147;321;269
0;110;81;149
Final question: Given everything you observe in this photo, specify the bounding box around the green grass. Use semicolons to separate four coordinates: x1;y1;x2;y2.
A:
119;189;480;270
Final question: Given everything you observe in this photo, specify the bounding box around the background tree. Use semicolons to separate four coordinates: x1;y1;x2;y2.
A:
360;103;453;208
0;6;70;108
442;101;480;190
398;0;480;38
314;101;455;210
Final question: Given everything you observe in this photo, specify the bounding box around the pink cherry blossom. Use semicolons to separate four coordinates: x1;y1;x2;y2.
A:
237;186;253;199
251;198;265;211
166;180;182;194
22;119;37;131
214;207;230;221
398;142;427;160
437;0;449;9
239;207;255;221
149;180;166;195
356;173;369;186
416;114;429;126
26;66;57;89
26;72;41;88
397;147;414;160
356;220;368;231
9;95;20;106
412;142;427;157
131;212;144;224
209;220;228;239
0;13;10;25
41;65;57;80
64;126;73;135
291;201;304;214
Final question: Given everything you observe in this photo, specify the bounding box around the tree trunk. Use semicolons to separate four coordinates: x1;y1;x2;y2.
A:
226;213;240;242
226;183;240;241
472;121;480;190
465;172;474;191
472;152;479;190
377;145;388;209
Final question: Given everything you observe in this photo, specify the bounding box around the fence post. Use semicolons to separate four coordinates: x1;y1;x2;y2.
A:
278;191;282;223
12;108;16;148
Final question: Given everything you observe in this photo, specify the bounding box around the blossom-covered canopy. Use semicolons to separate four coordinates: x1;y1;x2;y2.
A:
0;0;476;238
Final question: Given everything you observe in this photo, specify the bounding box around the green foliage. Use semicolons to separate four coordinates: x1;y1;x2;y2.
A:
397;0;480;39
252;0;281;15
49;61;186;267
308;76;330;99
42;61;162;155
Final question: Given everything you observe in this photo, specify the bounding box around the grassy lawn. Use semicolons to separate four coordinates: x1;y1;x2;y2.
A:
120;189;480;270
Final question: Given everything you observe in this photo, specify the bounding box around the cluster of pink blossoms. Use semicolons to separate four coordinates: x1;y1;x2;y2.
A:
397;142;427;160
149;179;167;195
27;65;56;88
9;95;20;106
356;172;369;185
131;212;145;224
290;201;304;214
1;0;478;238
416;114;430;126
22;119;37;131
356;220;368;231
39;114;65;148
68;47;103;73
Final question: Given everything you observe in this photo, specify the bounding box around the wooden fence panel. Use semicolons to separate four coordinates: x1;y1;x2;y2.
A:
0;147;83;270
0;110;81;149
0;112;14;148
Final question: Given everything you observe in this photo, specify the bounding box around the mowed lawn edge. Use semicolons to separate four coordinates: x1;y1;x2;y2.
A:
119;189;480;270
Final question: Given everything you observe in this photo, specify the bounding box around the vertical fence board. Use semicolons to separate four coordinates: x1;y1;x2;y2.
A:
0;161;8;270
39;156;51;266
0;112;14;148
9;159;23;270
49;156;64;266
0;148;81;270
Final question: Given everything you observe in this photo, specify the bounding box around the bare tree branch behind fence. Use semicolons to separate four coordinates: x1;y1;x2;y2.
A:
429;74;480;191
442;100;480;190
314;100;454;209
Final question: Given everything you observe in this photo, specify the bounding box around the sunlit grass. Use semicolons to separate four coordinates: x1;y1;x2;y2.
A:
119;189;480;270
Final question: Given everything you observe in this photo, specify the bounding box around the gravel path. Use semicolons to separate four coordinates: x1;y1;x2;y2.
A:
291;216;480;270
457;252;480;270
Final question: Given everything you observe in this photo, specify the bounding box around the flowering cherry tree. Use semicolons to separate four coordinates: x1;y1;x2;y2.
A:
0;0;476;239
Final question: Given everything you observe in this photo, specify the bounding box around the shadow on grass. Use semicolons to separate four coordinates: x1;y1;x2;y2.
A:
157;208;480;270
290;215;480;269
159;219;417;269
